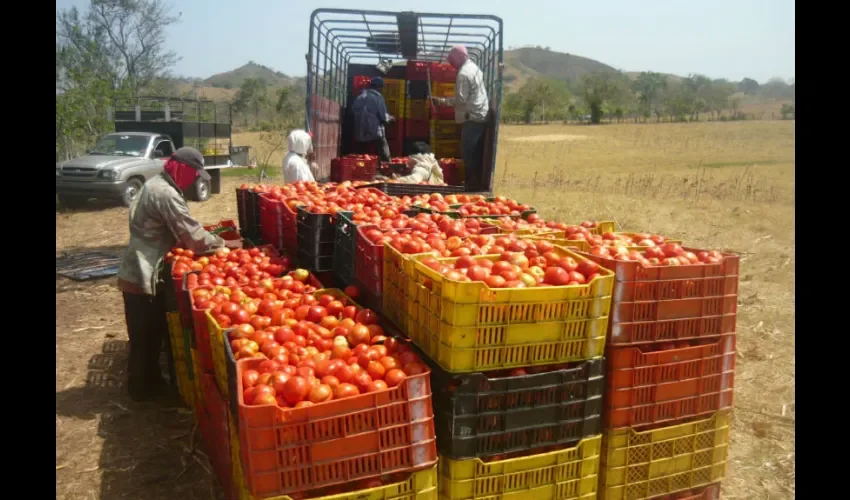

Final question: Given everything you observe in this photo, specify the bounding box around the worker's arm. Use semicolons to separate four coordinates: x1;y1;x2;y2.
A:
377;95;390;125
394;165;430;184
159;194;225;254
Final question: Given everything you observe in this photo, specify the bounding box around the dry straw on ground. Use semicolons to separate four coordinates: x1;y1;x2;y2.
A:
56;121;794;499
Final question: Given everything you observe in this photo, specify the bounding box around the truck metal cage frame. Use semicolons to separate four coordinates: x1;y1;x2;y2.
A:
110;96;233;168
306;9;503;192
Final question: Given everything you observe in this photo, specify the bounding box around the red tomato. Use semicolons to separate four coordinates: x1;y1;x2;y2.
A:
321;375;340;388
355;309;378;326
367;361;386;380
543;267;570;286
348;324;371;346
334;383;361;399
308;384;333;403
281;376;310;405
342;306;358;319
403;362;426;376
242;369;260;388
384;369;407;388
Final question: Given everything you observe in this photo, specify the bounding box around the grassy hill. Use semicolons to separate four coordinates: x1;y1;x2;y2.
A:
502;47;620;89
204;61;298;89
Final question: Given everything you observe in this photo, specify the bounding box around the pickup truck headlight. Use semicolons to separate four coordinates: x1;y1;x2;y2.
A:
98;170;119;180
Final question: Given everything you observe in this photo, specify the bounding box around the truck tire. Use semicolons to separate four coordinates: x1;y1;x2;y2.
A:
192;177;211;202
121;178;144;207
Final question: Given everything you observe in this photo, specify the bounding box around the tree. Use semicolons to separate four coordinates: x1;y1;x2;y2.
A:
738;78;760;95
707;79;736;119
500;78;572;124
579;71;629;124
631;72;667;122
56;0;181;159
780;103;795;120
233;78;270;125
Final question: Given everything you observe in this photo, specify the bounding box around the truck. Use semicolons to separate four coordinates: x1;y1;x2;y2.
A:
56;97;247;208
305;9;504;193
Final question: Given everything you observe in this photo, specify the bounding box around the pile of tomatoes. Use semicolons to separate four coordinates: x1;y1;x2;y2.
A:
167;246;288;283
419;238;602;289
586;242;726;267
224;291;427;409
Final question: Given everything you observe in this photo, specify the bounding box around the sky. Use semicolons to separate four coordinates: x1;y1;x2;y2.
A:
56;0;795;83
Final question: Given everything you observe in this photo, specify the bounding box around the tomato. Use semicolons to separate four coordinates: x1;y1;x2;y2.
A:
403;362;427;376
231;323;255;340
321;375;340;388
334;383;361;399
242;369;260;388
326;300;345;318
308;384;333;404
384;369;407;388
306;305;328;324
348;324;371;346
366;380;389;392
253;393;277;406
484;275;506;288
344;285;359;299
543;267;570;286
355;309;378;326
281;376;311;405
335;364;355;384
367;360;386;380
353;371;373;392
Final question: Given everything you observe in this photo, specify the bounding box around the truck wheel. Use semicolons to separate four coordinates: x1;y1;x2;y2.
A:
121;178;144;207
58;195;87;209
192;177;211;202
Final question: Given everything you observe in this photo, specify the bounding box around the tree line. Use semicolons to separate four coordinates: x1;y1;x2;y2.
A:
500;72;795;125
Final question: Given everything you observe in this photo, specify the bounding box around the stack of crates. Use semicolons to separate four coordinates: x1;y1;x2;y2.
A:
581;247;738;499
399;242;615;500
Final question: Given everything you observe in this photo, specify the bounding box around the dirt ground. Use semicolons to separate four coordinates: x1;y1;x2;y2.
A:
56;122;795;499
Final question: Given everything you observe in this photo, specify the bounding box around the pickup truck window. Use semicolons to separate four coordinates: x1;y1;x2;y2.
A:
154;140;174;158
91;134;149;157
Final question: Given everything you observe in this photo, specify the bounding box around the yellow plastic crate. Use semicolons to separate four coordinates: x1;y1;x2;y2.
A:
404;99;430;120
167;311;195;408
523;234;682;253
229;415;438;500
432;139;462;159
599;411;730;500
408;246;612;372
431;82;456;98
190;348;204;414
384;78;406;101
430;119;462;139
387;97;404;118
439;435;601;500
382;243;437;334
207;309;229;399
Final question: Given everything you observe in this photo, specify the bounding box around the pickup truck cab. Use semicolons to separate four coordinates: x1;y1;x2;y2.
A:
56;132;197;207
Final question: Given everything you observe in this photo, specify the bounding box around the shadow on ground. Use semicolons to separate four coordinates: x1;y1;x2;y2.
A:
55;339;223;500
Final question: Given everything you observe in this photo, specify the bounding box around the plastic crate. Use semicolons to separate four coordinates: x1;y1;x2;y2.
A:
431;82;455;98
407;80;430;100
599;410;730;500
259;194;286;252
405;100;430;120
382;183;467;197
405;118;431;139
230;413;438;500
605;334;735;430
191;347;205;413
430;63;457;82
407;60;431;80
333;211;358;288
356;225;409;298
431;356;605;460
280;198;302;255
382;244;436;333
438;159;465;187
430;120;462;139
386;98;404;118
432;104;455;121
385;119;404;140
296;206;336;272
353;75;372;94
167;312;196;409
198;373;234;498
233;357;438;497
236;188;261;241
331;155;379;183
409;246;613;372
580;249;740;347
384;78;406;101
432;139;462;160
668;483;721;500
438;435;601;500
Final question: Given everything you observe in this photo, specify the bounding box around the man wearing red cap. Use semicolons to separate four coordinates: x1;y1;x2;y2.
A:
117;146;231;401
432;45;490;191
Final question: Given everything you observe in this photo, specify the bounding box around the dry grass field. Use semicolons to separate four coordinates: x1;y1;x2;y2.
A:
56;121;794;499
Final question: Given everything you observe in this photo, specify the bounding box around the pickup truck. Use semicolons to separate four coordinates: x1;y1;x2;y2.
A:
55;131;197;207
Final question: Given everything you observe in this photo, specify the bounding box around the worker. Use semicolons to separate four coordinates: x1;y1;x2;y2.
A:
381;141;444;184
351;76;393;162
116;147;231;402
431;45;490;191
282;129;317;183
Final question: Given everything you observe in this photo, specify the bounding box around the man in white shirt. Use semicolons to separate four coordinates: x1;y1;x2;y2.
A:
432;45;490;191
282;129;317;183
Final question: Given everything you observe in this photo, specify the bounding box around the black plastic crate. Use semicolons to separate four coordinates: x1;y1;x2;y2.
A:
332;211;357;287
355;278;383;315
428;356;605;460
407;80;430;99
383;183;467;197
296;206;336;242
236;188;262;239
296;249;334;273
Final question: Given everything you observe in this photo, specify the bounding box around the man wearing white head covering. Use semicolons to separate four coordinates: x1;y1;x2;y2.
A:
282;130;317;183
431;45;490;191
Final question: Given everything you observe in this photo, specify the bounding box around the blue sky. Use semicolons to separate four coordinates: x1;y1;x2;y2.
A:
56;0;794;83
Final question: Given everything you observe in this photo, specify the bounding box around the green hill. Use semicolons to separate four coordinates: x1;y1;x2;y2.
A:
204;61;299;89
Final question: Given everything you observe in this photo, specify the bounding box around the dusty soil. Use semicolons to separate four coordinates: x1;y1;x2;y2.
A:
56;122;795;499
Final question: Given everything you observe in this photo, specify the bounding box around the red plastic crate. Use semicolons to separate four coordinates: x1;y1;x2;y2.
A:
331;155;379;182
385;119;403;140
198;374;233;498
388;138;404;157
404;118;430;138
431;104;455;120
580;248;740;347
406;60;430;80
259;194;285;251
356;225;413;297
189;285;216;372
439;159;465;186
353;75;371;94
604;333;736;430
430;62;457;82
234;358;438;497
